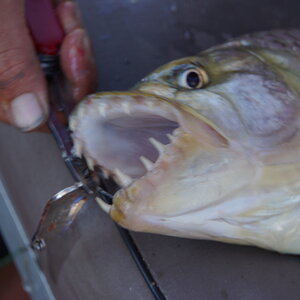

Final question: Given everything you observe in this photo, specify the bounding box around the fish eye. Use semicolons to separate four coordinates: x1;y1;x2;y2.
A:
178;68;208;89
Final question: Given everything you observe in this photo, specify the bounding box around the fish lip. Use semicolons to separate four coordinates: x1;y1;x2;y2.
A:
70;91;228;219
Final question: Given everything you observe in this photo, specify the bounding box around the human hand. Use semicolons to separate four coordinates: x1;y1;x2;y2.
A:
0;0;97;131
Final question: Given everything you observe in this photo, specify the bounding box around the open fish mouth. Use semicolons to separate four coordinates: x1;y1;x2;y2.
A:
35;30;300;254
70;92;227;226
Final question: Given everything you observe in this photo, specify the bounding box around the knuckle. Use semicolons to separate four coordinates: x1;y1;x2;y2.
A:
0;47;33;90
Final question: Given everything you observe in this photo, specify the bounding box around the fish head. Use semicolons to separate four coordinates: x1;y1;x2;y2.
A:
137;48;299;147
70;44;300;253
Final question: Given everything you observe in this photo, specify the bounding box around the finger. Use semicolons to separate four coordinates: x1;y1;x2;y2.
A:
56;1;83;34
56;1;98;102
0;0;48;131
60;28;98;102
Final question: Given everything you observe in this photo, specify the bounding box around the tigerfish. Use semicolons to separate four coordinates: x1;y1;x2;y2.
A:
70;30;300;254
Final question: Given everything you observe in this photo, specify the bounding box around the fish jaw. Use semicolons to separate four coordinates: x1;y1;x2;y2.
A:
109;138;300;254
70;92;227;178
70;92;261;244
109;130;256;232
69;91;237;212
70;91;300;254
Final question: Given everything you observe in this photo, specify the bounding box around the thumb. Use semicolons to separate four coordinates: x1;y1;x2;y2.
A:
0;0;48;131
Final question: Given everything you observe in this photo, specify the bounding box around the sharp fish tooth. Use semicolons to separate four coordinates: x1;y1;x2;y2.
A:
73;141;83;157
98;105;106;117
167;133;175;143
139;156;154;171
122;102;131;114
95;197;111;214
149;137;165;154
114;168;133;186
86;157;95;170
101;169;110;179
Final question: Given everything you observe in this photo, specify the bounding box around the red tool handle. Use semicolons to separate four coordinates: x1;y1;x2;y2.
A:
25;0;64;55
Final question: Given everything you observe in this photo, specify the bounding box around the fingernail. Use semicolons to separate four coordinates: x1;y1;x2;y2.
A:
11;93;46;131
57;1;83;34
